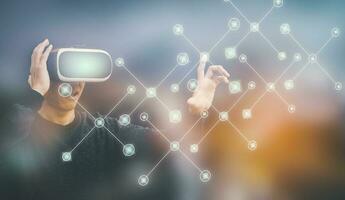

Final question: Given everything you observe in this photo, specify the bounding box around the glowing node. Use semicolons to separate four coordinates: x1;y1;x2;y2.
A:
331;27;340;38
335;82;342;91
248;140;257;151
248;81;256;90
280;23;290;34
62;152;72;162
200;52;210;62
200;110;209;119
219;111;229;121
58;83;72;97
273;0;283;8
169;110;182;124
293;53;302;62
190;144;199;153
200;170;211;183
284;80;295;90
127;85;136;95
146;87;156;98
278;52;287;61
94;117;105;128
173;24;184;36
288;105;296;113
170;141;180;151
308;54;317;64
225;47;237;60
177;52;189;66
229;80;242;94
239;54;247;63
228;18;240;31
250;22;260;32
119;114;130;126
115;57;125;67
138;175;149;186
123;144;135;157
266;82;275;92
187;79;198;92
170;83;179;93
140;112;149;121
242;109;252;119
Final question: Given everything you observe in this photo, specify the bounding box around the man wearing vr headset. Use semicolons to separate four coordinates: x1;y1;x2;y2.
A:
1;39;230;199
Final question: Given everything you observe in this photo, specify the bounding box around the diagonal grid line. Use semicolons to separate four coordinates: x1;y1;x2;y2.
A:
70;127;96;153
103;126;125;146
147;150;171;176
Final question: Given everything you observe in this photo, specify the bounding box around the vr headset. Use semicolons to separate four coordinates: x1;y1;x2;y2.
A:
48;48;113;82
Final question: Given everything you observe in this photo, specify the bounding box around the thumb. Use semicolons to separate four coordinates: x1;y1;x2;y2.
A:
197;53;207;82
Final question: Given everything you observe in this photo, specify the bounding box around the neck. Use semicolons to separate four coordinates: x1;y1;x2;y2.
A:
38;101;75;126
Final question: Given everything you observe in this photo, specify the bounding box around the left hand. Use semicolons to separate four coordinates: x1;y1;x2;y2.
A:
187;54;230;114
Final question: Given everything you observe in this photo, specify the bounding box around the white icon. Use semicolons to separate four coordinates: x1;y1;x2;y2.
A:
146;87;157;98
169;110;182;124
273;0;283;8
284;80;294;90
250;22;260;32
190;144;199;153
200;110;208;118
293;53;302;62
309;54;317;63
278;52;287;61
228;18;240;31
239;54;247;63
170;84;179;93
266;82;275;92
123;144;135;157
119;114;130;126
280;23;290;34
140;112;149;121
62;152;72;162
248;81;256;90
173;24;184;35
335;82;343;91
200;170;211;182
177;52;189;66
225;47;237;59
200;52;210;62
94;117;105;128
170;141;180;151
229;80;242;94
115;57;125;67
127;85;136;95
242;109;252;119
187;79;198;92
248;140;257;151
331;27;340;38
288;105;296;113
58;83;72;97
219;112;229;121
138;175;149;186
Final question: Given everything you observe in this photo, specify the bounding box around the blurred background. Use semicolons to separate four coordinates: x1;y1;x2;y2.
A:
0;0;345;199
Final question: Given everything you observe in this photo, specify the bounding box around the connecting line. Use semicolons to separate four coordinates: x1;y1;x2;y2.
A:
226;0;251;24
147;120;171;144
245;61;268;85
70;127;96;153
129;97;147;116
226;89;249;113
197;120;220;145
292;61;311;81
315;62;336;83
177;61;200;85
71;96;96;120
316;36;333;55
258;31;280;53
104;93;129;119
258;6;275;24
226;119;249;142
273;60;297;84
287;33;310;56
178;149;202;173
178;117;203;143
156;64;179;89
181;33;202;53
146;150;171;176
235;31;251;47
103;126;125;146
154;96;171;112
122;64;147;90
208;29;231;55
249;90;268;110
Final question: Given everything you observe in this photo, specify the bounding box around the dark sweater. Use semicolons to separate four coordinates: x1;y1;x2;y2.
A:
0;91;180;200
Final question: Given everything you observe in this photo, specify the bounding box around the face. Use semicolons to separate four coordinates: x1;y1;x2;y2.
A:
44;81;85;111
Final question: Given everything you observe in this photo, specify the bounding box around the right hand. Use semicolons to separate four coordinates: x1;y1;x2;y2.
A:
28;39;53;96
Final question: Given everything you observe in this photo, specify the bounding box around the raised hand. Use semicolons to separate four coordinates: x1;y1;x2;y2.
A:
28;39;53;96
187;54;230;114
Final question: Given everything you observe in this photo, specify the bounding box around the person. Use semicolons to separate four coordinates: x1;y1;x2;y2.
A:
0;39;230;200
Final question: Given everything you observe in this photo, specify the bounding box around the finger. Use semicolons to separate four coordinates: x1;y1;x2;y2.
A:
206;65;230;78
213;76;229;85
33;39;49;66
205;65;216;78
197;54;207;82
41;44;53;64
28;75;32;87
217;65;230;77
